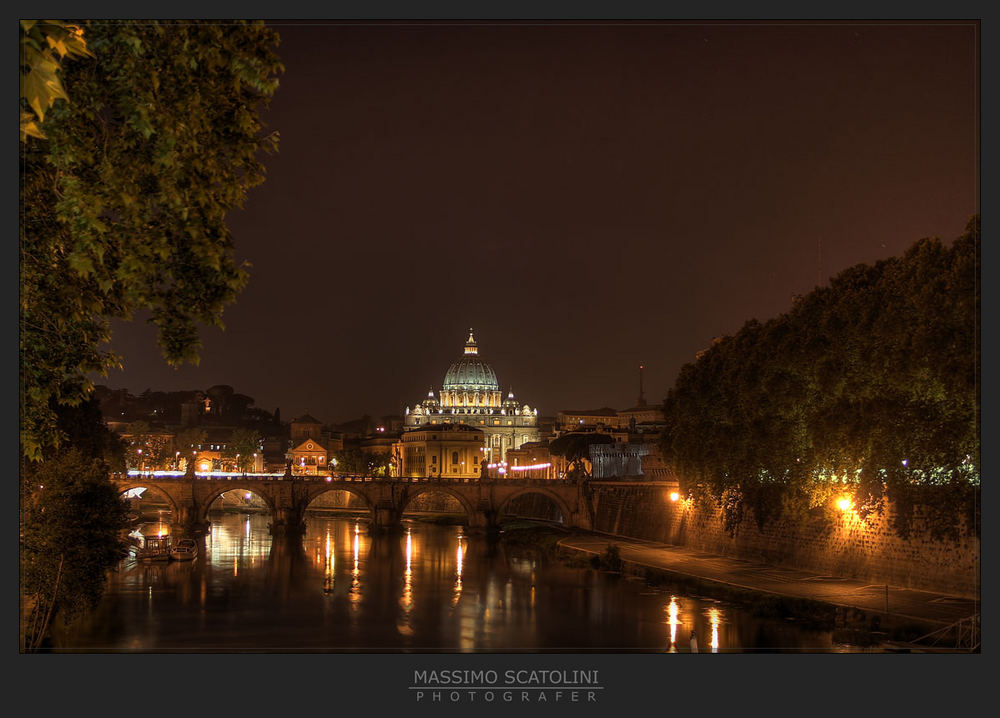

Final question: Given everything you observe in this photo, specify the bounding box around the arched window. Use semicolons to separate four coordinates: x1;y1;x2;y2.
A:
451;451;459;464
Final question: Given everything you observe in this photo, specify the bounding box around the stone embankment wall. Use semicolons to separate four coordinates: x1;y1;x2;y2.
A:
589;482;979;598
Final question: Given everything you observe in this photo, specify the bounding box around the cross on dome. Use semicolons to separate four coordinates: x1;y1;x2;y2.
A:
464;328;478;356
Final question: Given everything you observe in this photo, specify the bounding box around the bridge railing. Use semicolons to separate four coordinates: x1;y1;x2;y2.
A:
115;471;582;486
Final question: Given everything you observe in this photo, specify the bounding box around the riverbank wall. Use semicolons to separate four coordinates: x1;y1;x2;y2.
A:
588;481;979;598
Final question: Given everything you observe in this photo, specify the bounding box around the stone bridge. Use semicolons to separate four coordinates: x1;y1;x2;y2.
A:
111;471;596;537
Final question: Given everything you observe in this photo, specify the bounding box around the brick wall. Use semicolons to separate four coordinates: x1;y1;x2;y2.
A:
589;483;979;598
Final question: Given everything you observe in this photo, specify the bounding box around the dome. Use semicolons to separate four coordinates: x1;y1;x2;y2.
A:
442;330;499;391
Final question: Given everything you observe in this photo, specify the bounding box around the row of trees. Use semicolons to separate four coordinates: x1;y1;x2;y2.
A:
661;217;979;539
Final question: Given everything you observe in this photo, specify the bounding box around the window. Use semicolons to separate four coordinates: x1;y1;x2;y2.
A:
451;451;459;464
431;455;437;464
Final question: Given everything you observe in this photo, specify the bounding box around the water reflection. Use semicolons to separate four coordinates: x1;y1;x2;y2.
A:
452;533;464;608
350;523;362;610
398;529;415;636
61;514;857;652
666;596;680;652
708;606;722;653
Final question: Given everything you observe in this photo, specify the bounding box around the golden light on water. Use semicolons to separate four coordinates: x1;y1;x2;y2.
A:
401;529;413;613
709;606;721;652
667;596;680;652
350;524;361;609
323;529;334;594
452;533;464;607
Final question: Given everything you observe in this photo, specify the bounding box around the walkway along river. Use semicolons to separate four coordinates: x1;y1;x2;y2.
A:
57;512;877;652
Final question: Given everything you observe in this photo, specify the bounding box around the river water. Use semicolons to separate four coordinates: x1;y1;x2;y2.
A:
59;511;859;652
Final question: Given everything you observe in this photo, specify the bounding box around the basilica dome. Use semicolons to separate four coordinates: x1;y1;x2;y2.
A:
442;330;499;391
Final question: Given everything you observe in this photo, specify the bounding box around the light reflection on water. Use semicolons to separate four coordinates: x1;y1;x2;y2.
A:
61;513;855;652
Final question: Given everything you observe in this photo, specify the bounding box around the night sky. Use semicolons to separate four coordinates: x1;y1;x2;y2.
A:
100;21;979;424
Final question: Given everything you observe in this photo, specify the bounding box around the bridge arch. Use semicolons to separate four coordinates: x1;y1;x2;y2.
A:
305;485;375;516
199;485;276;522
497;487;571;525
117;483;179;515
400;485;477;524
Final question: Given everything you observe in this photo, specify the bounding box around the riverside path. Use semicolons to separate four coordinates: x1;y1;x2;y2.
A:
558;534;979;631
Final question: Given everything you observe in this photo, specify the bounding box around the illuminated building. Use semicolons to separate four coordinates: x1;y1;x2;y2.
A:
286;414;342;475
556;407;620;431
396;424;485;478
404;330;539;463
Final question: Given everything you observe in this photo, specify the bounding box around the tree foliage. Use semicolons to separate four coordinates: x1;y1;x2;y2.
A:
21;399;130;651
661;217;980;538
20;20;282;460
225;427;262;471
334;448;393;477
20;20;92;141
548;432;614;477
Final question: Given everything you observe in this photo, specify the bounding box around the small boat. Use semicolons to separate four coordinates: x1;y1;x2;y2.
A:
170;538;198;561
136;534;171;561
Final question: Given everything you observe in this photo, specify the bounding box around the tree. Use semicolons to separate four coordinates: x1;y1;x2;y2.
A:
20;20;283;460
175;426;207;453
548;433;614;478
21;449;129;651
334;448;392;477
661;217;980;537
226;427;262;472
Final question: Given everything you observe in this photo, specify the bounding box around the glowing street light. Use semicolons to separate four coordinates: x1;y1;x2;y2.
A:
669;492;680;502
837;496;854;512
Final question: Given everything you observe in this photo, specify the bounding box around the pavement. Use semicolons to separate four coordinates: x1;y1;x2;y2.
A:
557;534;980;629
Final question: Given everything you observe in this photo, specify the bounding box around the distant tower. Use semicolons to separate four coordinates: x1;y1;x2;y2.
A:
637;364;647;408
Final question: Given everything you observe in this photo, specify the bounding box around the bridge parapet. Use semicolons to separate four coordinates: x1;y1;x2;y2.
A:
117;471;585;487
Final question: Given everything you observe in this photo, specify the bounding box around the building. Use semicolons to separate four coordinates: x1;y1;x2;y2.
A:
404;330;539;463
589;442;649;479
504;441;556;479
286;414;342;475
396;423;485;478
556;407;620;432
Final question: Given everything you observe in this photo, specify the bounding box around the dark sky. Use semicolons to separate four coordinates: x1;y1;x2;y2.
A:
101;21;979;423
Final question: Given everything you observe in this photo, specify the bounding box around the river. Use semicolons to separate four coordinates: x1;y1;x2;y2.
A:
58;511;863;652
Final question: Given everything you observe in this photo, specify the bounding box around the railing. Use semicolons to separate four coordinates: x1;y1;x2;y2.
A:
909;614;980;652
115;471;580;486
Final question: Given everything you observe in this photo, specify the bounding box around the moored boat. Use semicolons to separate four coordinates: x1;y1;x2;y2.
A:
170;538;198;561
136;534;171;561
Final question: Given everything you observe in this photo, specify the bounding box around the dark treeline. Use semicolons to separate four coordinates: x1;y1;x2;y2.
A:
661;216;979;539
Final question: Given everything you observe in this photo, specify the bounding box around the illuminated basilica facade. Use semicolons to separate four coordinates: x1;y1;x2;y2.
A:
404;330;539;463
